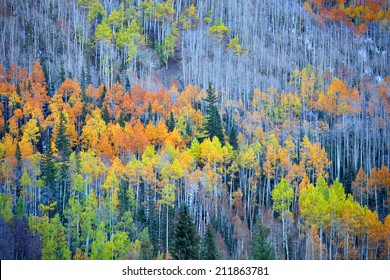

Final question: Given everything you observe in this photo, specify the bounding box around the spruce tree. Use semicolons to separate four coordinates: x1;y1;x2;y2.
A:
55;111;71;161
204;83;225;144
42;141;57;202
118;111;126;128
102;106;111;124
170;205;200;260
229;123;238;150
251;220;275;260
166;112;175;132
55;111;71;216
202;224;219;259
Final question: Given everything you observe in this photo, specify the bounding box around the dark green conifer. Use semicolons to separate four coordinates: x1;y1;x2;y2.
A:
102;106;111;124
202;224;219;259
251;220;275;260
203;83;225;144
42;140;58;207
170;205;200;260
118;111;126;128
55;111;71;161
229;123;238;150
167;112;175;132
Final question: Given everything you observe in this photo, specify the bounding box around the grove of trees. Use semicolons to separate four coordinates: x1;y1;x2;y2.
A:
0;0;389;260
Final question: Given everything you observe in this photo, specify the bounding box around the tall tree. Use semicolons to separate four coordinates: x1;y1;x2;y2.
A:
170;205;200;260
203;83;224;145
41;142;57;205
55;111;71;216
202;224;219;259
251;220;275;260
271;178;293;259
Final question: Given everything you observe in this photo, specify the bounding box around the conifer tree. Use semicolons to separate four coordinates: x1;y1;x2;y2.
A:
170;205;200;260
229;123;238;150
55;111;71;216
202;224;219;259
41;214;71;260
251;220;275;260
56;111;71;161
42;141;57;203
204;83;225;145
102;106;111;124
166;112;175;132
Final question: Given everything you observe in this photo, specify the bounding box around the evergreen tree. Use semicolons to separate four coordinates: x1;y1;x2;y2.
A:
204;83;225;144
41;214;71;260
229;123;238;150
170;205;200;260
138;227;154;260
202;224;219;259
55;111;71;216
185;122;192;138
81;67;86;90
251;220;275;260
102;106;111;124
15;197;26;218
42;141;58;202
166;112;175;132
55;111;71;161
118;111;126;128
59;66;66;84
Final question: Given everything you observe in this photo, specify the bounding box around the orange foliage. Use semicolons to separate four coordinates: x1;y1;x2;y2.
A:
104;82;124;118
304;0;389;33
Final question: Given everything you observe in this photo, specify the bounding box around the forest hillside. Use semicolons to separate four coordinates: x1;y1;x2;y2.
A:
0;0;389;260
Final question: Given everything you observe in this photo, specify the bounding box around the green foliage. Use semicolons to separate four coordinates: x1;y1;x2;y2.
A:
155;0;175;21
227;37;247;55
15;196;26;218
170;205;200;259
95;19;112;43
160;183;175;208
108;4;124;28
271;178;293;216
56;111;71;161
109;231;130;260
209;18;230;39
203;10;213;24
252;220;275;260
78;0;105;21
140;0;155;17
0;193;13;222
203;83;225;145
138;227;154;259
202;225;219;259
157;32;176;65
90;222;110;260
229;123;238;150
166;112;175;132
41;214;71;260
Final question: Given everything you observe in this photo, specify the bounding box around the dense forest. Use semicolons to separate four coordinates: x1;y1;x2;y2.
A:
0;0;389;260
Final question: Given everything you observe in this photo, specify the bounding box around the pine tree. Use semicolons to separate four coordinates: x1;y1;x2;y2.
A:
170;205;200;260
55;111;71;216
55;111;71;161
204;83;225;144
102;106;111;124
202;224;219;259
251;220;275;260
166;111;175;132
42;141;57;202
229;123;238;150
